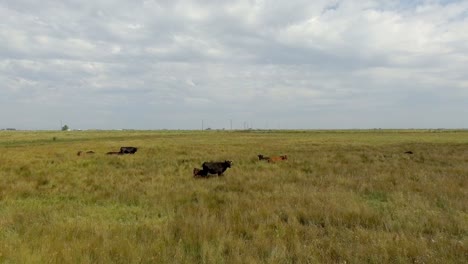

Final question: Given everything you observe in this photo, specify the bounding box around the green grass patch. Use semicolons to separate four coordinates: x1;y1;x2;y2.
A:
0;130;467;263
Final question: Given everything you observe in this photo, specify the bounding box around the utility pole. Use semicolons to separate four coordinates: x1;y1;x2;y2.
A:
202;120;204;131
230;119;232;130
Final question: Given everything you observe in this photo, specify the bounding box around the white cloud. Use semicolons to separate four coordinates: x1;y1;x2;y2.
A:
0;0;467;129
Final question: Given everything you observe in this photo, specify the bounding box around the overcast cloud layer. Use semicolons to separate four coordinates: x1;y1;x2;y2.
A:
1;0;467;130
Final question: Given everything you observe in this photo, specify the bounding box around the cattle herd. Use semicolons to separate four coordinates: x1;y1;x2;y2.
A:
192;154;289;178
77;146;415;178
76;146;289;179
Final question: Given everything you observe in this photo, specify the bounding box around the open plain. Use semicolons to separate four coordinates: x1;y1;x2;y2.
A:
0;130;467;263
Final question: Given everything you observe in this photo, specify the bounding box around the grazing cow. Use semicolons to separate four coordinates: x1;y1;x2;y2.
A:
404;151;413;155
267;155;288;163
120;147;138;154
258;154;269;161
201;160;233;176
193;168;208;178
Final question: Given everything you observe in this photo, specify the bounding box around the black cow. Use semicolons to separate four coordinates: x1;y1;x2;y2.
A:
107;151;123;155
120;147;138;154
258;154;269;161
193;168;208;178
200;160;233;176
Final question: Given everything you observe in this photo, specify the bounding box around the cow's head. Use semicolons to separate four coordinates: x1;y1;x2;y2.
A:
258;154;264;160
225;160;233;167
281;155;288;160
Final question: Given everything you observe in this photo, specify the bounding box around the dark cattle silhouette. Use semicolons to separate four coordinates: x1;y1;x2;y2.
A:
106;147;138;155
404;151;413;155
267;155;288;163
120;147;138;154
106;151;123;155
199;160;233;176
258;154;269;161
193;168;208;178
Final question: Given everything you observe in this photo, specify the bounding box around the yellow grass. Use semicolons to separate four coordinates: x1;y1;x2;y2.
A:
0;130;467;263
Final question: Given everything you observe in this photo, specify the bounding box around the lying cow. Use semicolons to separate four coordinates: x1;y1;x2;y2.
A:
120;147;138;154
267;155;288;163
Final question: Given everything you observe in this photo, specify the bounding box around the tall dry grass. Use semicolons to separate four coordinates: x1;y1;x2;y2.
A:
0;130;467;263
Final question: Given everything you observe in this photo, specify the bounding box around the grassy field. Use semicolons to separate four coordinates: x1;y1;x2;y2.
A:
0;130;467;263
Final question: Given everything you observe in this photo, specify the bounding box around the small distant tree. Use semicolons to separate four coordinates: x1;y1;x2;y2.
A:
61;125;69;131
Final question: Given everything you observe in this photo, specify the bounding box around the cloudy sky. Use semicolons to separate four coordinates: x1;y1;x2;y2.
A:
1;0;467;130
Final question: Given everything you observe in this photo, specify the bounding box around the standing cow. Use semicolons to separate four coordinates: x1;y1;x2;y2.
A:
193;160;233;177
202;160;233;176
120;147;138;154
